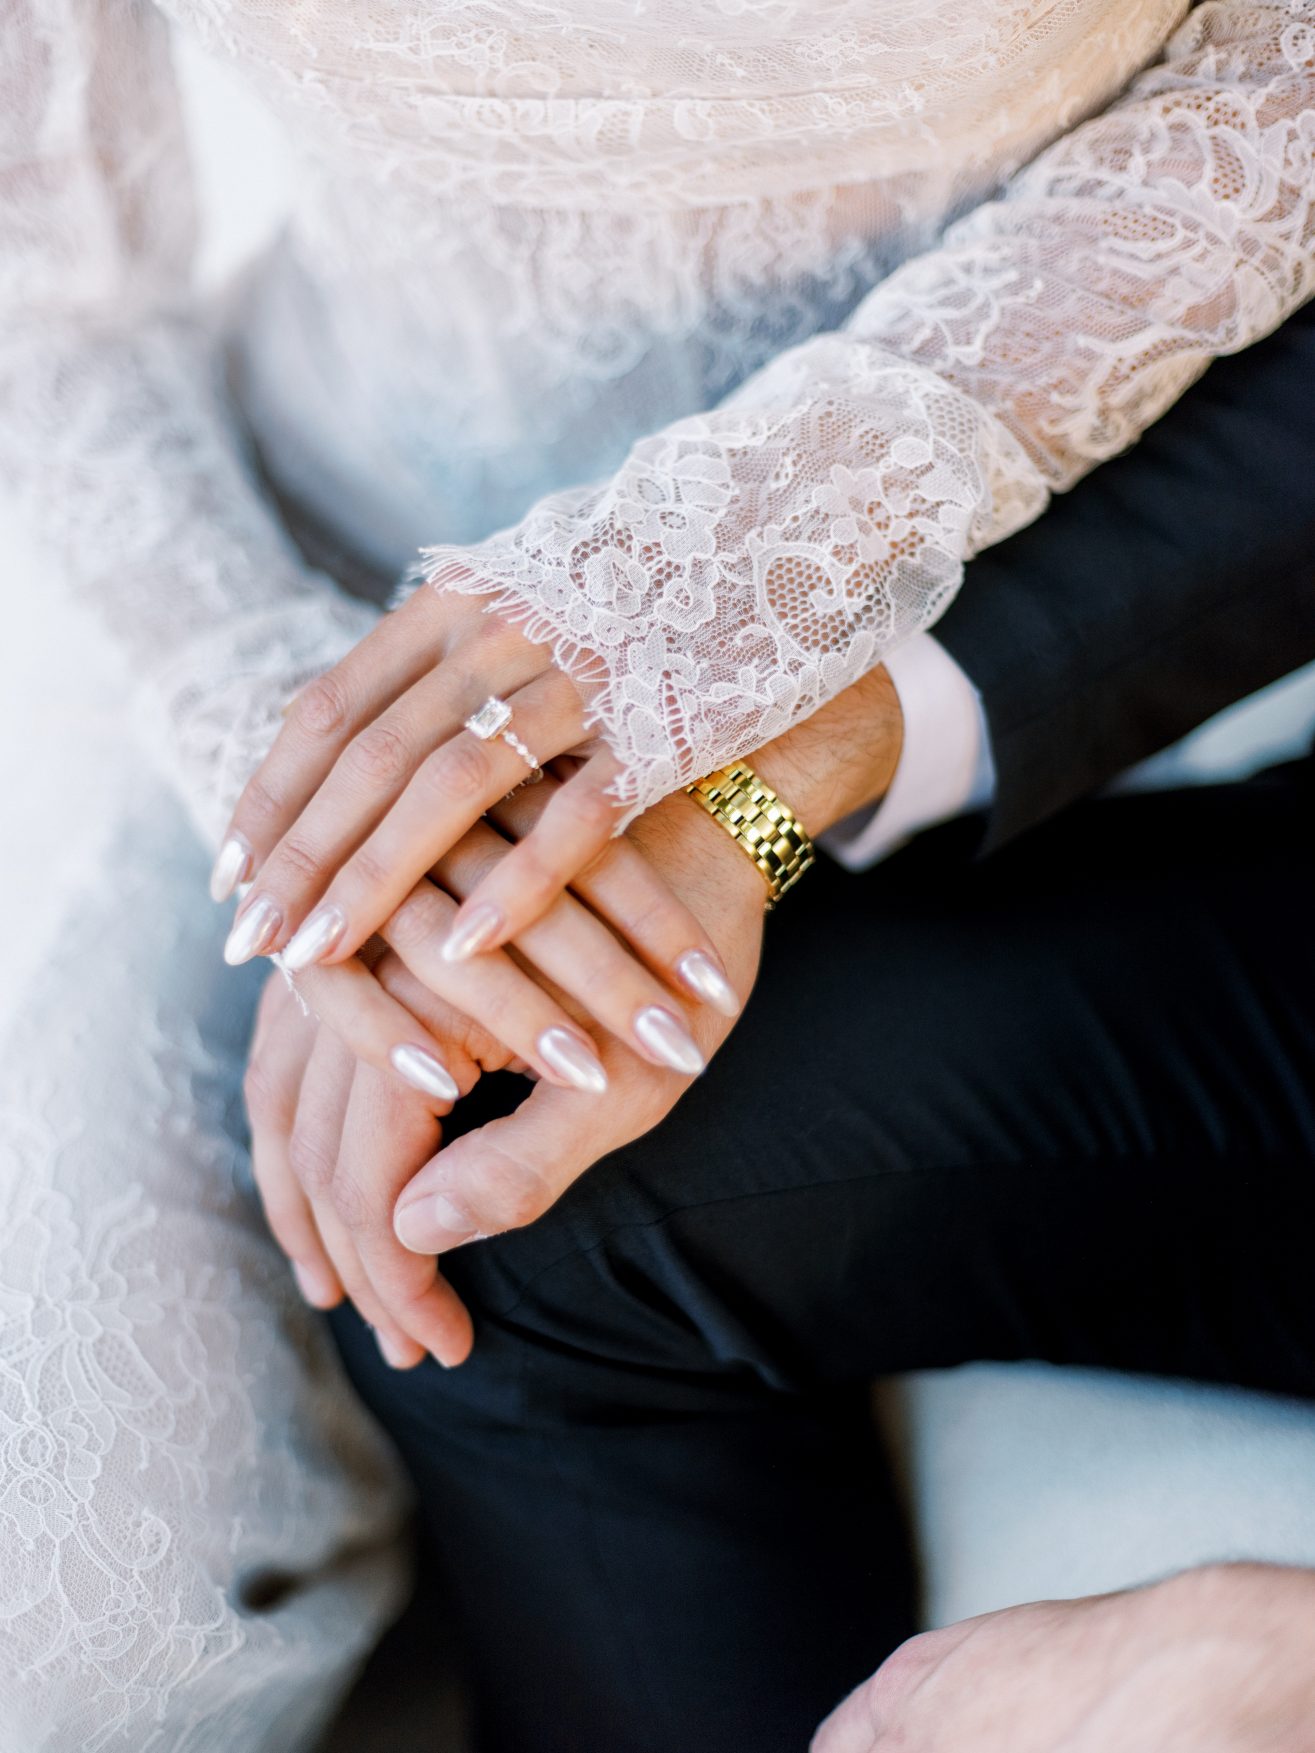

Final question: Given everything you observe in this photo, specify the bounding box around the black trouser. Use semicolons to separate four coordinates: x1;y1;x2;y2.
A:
331;756;1315;1753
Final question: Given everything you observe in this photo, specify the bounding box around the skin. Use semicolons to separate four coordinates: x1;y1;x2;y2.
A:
240;663;1313;1745
219;589;696;998
244;662;902;1367
812;1563;1315;1752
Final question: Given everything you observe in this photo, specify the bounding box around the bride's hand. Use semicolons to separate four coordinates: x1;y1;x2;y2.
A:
213;584;649;972
244;788;769;1367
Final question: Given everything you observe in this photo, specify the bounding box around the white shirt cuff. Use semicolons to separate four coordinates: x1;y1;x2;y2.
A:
822;632;995;871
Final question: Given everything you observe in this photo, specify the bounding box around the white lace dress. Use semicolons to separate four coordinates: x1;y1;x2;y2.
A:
2;2;1313;1746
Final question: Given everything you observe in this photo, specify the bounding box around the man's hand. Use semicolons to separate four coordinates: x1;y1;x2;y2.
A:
245;661;904;1359
390;660;903;1259
390;785;769;1254
813;1564;1315;1753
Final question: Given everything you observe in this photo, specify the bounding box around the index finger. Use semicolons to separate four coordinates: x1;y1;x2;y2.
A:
210;590;449;901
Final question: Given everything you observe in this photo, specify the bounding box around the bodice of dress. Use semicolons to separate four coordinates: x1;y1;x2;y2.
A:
3;1;1314;838
189;0;1184;566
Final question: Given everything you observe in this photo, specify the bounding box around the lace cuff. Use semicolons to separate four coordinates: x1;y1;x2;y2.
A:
421;0;1315;824
422;349;1044;824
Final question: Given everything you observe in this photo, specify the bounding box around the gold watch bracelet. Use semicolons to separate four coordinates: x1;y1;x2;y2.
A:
683;762;816;911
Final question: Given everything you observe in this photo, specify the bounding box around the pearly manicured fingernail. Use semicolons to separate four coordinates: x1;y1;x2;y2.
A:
675;949;741;1018
209;833;253;904
633;1005;706;1076
442;903;503;963
389;1044;460;1104
282;903;347;972
395;1192;479;1255
223;895;282;966
292;1260;341;1309
537;1027;608;1094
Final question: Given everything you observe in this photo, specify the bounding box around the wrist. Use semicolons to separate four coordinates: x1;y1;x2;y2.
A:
751;664;903;837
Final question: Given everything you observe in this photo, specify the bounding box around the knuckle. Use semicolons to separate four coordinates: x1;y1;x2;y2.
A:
242;1058;289;1126
468;1155;551;1234
294;672;352;739
619;888;678;950
328;1170;370;1230
576;947;623;1000
347;841;396;894
239;773;285;833
460;843;505;890
343;722;412;789
462;607;515;654
504;844;558;905
487;1180;547;1233
464;981;514;1044
287;1128;338;1197
428;737;489;802
559;781;617;840
384;890;444;955
271;835;325;887
867;1630;939;1705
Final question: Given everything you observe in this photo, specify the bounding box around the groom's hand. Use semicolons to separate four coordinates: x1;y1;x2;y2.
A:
391;790;769;1254
391;663;904;1265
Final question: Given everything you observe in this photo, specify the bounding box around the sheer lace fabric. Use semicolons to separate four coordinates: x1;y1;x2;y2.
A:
417;0;1315;815
3;5;1315;1745
0;708;410;1748
7;2;1314;839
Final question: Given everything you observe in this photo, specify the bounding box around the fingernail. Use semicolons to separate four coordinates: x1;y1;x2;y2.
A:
376;1330;419;1370
389;1044;460;1104
209;832;253;904
442;902;504;963
537;1026;608;1093
395;1192;479;1255
282;903;347;972
675;949;741;1018
292;1259;340;1309
633;1005;706;1075
223;895;282;966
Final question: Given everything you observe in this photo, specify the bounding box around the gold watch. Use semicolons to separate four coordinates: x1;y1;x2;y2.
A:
684;762;816;910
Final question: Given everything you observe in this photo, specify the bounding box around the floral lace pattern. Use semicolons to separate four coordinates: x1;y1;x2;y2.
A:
418;0;1315;818
2;2;1314;1739
0;775;409;1750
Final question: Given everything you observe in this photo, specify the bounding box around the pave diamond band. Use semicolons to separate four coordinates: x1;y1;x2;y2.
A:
464;695;543;785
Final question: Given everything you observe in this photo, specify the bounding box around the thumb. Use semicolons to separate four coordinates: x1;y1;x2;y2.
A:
393;1070;666;1254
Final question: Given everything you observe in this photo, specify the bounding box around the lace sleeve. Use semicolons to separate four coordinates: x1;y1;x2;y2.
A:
421;0;1315;825
0;0;376;849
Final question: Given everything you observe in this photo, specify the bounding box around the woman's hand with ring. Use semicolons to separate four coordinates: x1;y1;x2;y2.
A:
211;584;649;975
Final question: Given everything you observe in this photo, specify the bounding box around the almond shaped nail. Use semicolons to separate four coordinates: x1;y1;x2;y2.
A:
441;902;504;963
223;895;282;966
209;833;253;904
389;1044;460;1104
675;949;741;1018
537;1027;608;1093
633;1005;706;1076
282;903;347;972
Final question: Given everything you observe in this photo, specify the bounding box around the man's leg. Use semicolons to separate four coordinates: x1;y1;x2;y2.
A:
333;758;1315;1753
